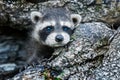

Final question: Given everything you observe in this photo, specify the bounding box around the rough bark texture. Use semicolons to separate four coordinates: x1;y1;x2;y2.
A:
0;0;120;80
0;0;120;29
12;22;116;80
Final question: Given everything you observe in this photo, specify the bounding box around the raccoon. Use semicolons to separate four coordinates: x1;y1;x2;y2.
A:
27;7;82;63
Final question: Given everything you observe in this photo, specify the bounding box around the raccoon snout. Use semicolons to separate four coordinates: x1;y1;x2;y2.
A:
55;35;64;42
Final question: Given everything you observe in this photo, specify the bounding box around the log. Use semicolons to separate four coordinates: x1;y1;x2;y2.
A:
0;0;51;30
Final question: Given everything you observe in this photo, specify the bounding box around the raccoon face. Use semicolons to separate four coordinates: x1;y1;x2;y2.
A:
30;8;82;47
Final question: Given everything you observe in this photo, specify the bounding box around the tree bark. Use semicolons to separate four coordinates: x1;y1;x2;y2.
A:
0;1;41;30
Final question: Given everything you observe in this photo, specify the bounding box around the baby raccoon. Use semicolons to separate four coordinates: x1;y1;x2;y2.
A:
27;7;81;63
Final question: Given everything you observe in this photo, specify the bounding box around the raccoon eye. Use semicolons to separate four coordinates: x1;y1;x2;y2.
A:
45;26;54;32
62;26;70;31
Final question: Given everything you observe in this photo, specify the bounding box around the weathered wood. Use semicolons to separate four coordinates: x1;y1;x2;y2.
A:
0;0;49;30
0;1;32;29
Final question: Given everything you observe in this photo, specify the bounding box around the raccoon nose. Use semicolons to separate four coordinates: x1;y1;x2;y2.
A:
55;35;64;42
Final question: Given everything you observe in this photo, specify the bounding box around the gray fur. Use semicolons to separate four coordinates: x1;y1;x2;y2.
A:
42;8;71;22
27;7;82;64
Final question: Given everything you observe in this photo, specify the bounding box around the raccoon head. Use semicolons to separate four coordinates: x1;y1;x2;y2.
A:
30;8;82;47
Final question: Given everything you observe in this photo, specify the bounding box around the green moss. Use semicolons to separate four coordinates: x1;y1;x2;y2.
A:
95;5;102;12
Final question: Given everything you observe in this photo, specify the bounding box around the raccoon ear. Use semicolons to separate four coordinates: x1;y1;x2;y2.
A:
30;11;42;23
71;14;82;26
